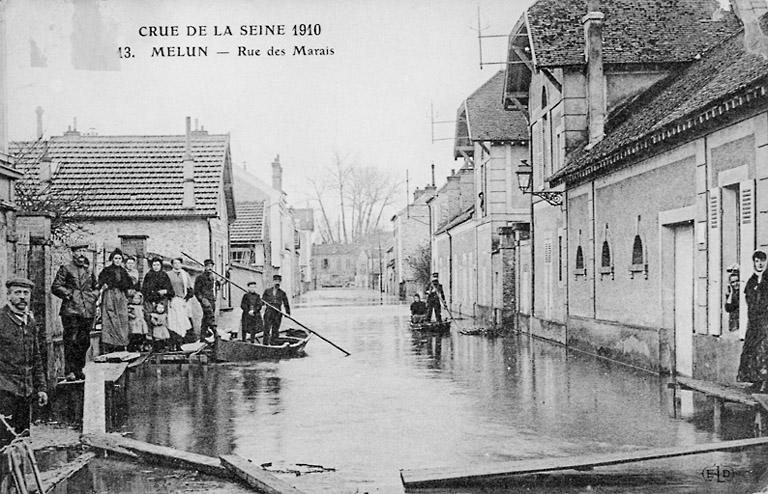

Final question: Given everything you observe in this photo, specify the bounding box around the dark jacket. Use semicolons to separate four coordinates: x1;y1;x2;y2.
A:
194;272;217;304
241;292;263;316
745;273;768;329
98;264;134;292
262;287;290;315
410;300;427;315
141;270;175;304
51;259;98;318
426;281;445;305
0;306;46;397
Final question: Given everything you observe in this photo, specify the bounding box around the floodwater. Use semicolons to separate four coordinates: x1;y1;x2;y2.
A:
76;289;768;492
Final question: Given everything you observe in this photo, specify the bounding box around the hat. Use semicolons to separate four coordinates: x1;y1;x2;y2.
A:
431;272;439;279
273;274;282;281
69;244;89;251
203;259;215;266
247;281;258;286
754;250;767;261
726;263;740;273
6;277;34;289
108;248;124;261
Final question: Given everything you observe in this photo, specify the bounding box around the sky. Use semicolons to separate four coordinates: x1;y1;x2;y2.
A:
5;0;527;215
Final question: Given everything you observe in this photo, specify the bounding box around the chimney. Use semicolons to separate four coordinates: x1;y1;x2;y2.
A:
39;151;52;184
182;116;196;209
272;154;283;192
431;163;435;187
35;107;43;139
731;0;768;57
583;1;606;144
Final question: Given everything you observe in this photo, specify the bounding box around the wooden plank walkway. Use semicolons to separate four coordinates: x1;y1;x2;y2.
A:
400;436;768;488
675;376;757;406
221;454;307;494
82;362;128;435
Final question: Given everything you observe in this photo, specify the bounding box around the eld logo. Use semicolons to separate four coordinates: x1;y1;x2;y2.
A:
701;464;735;482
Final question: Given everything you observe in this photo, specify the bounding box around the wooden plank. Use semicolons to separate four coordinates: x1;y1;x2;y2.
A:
82;362;128;435
81;433;139;458
38;452;95;493
752;393;768;412
220;454;306;494
82;433;228;478
676;376;757;406
400;436;768;487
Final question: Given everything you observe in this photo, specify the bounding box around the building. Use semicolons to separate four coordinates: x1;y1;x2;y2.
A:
292;207;315;292
233;155;302;298
12;117;236;310
503;0;765;381
311;243;359;288
390;184;435;299
229;200;266;291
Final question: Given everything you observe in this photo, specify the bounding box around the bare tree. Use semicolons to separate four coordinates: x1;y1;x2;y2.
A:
406;242;431;290
308;176;335;243
329;152;353;243
11;139;99;242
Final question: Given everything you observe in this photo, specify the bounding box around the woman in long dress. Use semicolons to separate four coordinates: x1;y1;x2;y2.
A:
167;257;193;349
141;257;174;333
737;250;768;391
98;249;134;351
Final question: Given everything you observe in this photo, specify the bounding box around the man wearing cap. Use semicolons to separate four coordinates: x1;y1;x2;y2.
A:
194;259;218;340
0;277;48;448
262;274;290;346
425;272;446;323
51;244;98;381
240;281;263;343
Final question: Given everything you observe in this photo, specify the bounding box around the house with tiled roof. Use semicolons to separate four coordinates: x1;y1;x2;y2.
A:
505;0;768;383
310;242;360;288
11;117;235;309
446;70;530;324
390;183;435;299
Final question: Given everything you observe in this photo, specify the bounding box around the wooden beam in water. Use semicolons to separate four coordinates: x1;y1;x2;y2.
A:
676;376;757;406
38;452;95;493
82;363;128;435
81;433;228;478
220;455;307;494
400;436;768;488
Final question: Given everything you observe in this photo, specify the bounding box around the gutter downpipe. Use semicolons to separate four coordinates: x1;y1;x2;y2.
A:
446;229;453;309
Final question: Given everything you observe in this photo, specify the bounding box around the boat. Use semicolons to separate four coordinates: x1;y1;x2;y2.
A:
213;328;311;362
409;320;451;334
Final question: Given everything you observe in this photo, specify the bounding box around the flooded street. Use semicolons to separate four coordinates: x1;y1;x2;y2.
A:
91;288;768;493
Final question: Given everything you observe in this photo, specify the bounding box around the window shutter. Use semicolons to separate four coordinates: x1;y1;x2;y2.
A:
739;180;756;339
708;187;722;335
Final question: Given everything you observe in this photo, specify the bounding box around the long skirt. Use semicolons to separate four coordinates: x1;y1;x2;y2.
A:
737;320;768;383
167;296;192;337
101;288;130;347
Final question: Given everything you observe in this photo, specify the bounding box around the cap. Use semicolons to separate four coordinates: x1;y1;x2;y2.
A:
431;272;439;279
69;244;89;251
247;281;258;286
203;259;215;266
273;274;282;281
6;277;34;290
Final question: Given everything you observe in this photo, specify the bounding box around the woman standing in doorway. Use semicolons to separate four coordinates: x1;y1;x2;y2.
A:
98;249;133;352
738;250;768;391
167;258;193;349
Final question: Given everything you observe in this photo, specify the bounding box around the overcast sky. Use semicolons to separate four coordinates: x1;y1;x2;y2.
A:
6;0;526;212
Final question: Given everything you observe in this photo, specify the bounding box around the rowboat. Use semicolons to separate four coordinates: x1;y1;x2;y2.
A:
409;320;451;334
213;328;311;362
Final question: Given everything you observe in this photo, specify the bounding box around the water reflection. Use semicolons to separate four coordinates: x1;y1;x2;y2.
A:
85;289;768;493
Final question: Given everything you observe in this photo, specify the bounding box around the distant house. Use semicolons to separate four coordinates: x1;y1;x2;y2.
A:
12;117;236;309
292;207;315;292
390;185;435;299
311;243;359;288
229;200;266;291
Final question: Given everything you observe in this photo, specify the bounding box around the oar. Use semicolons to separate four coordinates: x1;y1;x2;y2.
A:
181;252;351;357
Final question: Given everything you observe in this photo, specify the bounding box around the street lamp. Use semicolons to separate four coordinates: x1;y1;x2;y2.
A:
515;160;564;207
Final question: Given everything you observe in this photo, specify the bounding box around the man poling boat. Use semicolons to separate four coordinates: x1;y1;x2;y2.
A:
181;252;351;357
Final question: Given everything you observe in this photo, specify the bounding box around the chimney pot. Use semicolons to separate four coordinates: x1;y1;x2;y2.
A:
272;154;283;192
35;107;43;139
182;116;196;209
583;7;606;145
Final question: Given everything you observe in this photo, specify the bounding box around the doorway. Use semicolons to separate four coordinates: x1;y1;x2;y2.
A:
673;223;694;377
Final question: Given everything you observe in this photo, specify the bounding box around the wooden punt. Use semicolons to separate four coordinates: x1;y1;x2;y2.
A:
409;320;451;334
213;328;311;362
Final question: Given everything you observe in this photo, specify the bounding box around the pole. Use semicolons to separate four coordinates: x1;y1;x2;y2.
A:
182;252;351;357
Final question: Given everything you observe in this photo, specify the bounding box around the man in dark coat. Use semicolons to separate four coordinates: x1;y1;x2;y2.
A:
0;277;48;448
241;281;263;343
738;251;768;390
194;259;218;341
262;274;290;346
51;244;98;381
425;272;446;323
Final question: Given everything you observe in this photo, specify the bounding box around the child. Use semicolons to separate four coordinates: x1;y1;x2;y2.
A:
150;302;170;352
127;291;149;351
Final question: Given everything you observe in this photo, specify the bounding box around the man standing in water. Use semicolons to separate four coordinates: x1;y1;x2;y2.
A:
0;278;48;447
194;259;218;341
425;273;446;323
262;274;290;345
51;244;98;381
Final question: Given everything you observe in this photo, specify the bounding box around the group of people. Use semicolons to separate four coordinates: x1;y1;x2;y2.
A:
51;245;220;381
239;274;291;345
410;272;446;323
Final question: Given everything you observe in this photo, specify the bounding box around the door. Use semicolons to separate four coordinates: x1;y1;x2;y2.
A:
674;223;694;376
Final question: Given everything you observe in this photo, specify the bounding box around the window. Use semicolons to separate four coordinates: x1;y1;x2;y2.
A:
574;245;586;277
541;86;548;109
601;241;611;267
558;235;563;282
631;235;643;265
